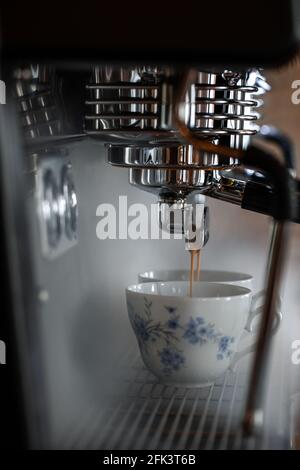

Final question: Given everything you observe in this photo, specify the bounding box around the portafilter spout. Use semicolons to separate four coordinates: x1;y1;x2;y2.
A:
158;192;209;249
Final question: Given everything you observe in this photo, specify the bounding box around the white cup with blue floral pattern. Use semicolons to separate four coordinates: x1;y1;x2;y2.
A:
126;281;278;387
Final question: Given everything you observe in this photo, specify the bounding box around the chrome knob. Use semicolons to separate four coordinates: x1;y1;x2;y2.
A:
42;169;61;248
61;163;78;241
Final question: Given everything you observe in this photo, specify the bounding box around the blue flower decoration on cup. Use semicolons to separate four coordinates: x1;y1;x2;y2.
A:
128;299;235;378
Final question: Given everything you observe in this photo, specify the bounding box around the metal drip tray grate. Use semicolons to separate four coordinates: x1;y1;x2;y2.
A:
65;352;255;450
110;370;247;450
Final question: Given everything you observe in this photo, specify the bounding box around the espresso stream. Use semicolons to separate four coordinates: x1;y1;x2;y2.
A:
189;249;201;297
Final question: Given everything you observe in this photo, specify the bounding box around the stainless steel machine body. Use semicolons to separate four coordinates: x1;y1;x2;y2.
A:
1;1;300;450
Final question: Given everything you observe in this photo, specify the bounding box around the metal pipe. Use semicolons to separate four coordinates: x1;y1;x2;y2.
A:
172;73;294;443
207;174;245;206
242;220;290;435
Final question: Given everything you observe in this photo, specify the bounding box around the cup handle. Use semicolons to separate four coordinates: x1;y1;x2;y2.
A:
245;289;265;332
229;292;282;371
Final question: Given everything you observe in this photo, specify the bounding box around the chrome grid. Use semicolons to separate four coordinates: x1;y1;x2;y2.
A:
84;69;268;142
62;350;259;450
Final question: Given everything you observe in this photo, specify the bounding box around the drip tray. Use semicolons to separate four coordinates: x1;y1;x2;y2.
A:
65;351;258;450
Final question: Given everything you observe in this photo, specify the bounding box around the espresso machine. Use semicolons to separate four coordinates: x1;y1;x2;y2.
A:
0;1;300;450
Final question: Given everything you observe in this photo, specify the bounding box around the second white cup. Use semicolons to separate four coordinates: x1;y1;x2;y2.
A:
138;269;266;321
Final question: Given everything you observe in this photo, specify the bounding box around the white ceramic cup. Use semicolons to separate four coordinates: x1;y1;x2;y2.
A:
138;269;254;287
126;281;272;387
138;269;268;321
